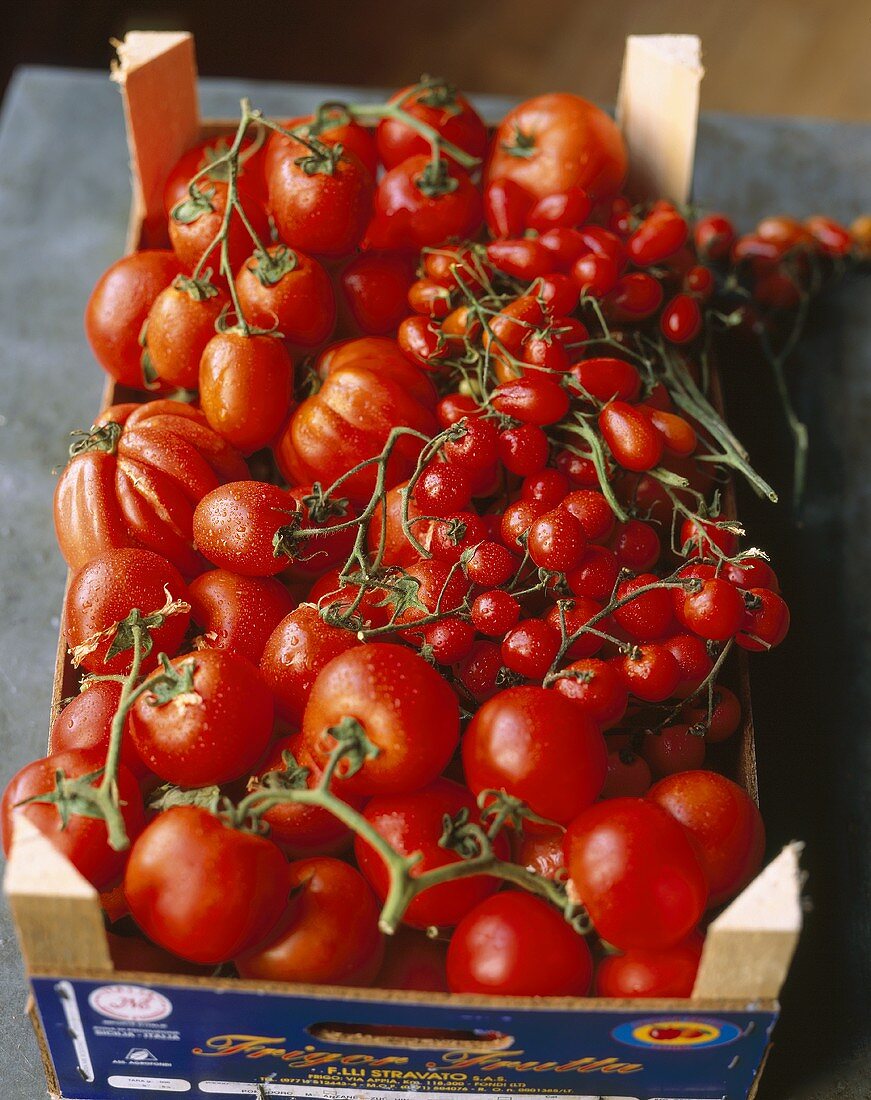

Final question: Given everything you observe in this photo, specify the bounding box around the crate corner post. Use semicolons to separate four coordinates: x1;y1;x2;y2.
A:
4;815;113;974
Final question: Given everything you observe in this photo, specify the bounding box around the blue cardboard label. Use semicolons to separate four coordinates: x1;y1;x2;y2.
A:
31;976;776;1100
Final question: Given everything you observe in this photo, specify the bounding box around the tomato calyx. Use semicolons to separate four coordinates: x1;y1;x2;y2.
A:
293;138;344;178
501;124;537;160
416;159;460;198
67;420;122;460
171;184;217;225
250;245;299;287
175;272;221;301
414;76;462;113
147;781;222;814
141;653;200;706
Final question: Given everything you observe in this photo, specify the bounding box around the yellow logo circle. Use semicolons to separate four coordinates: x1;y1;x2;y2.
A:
631;1020;722;1047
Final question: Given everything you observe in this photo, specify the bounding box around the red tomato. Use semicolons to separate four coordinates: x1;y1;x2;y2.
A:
355;778;510;929
486;238;553;281
129;649;273;787
124;806;290;964
85;251;181;388
648;770;765;906
63;548;191;676
339;253;415;335
378;927;448;992
596;935;703;998
199;331;293;455
639;724;707;778
143;277;226;390
492;375;570;426
274;110;379;178
169;179;270;277
567;545;620;601
613;643;681;703
571;357;641;403
188;569;294;665
377;83;487;169
463;686;607;824
562;488;616;543
627;210;689;266
602;272;664;322
301;643;459;795
260;605;361;725
1;749;144;889
235;245;337;347
737;588;790;651
527;186;592;232
599;400;664;472
193;481;301;577
601;749;653;799
53;400;247;577
267;138;374;257
527;508;588;573
368;155;483;251
552;657;628;728
485;94;627;200
512;826;566;880
682;684;742;743
675;577;745;641
49;681;148;779
275;338;438;504
613;574;675;641
163;132;268;217
501;619;561;679
237;856;384;985
484;178;534;238
447;892;593;996
254;735;363;857
564;798;708;949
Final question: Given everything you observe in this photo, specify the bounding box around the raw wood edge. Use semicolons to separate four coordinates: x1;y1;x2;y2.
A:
616;34;704;204
4;816;113;973
692;843;804;999
111;31;200;249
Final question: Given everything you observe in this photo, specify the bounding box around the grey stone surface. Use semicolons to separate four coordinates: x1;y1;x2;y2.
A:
0;66;868;1098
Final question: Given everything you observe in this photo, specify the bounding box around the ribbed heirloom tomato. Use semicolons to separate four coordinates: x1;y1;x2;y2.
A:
275;337;439;504
54;399;247;576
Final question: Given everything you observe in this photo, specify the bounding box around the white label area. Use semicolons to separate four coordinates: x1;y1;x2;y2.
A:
108;1076;191;1092
197;1086;643;1100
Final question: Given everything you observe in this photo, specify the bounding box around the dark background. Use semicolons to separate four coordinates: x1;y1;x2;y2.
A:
2;0;870;117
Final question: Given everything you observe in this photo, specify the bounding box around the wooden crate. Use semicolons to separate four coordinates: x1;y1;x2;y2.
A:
5;31;801;1100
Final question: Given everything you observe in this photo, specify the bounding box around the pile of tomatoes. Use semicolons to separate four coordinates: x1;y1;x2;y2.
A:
3;79;858;1001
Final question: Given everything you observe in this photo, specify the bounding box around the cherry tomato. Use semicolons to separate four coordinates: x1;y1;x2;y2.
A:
492;375;570;426
737;588;790;651
561;488;615;543
189;569;294;665
471;590;521;637
694;213;736;261
804;214;853;256
601;749;653;799
1;749;144;889
544;597;605;660
661;293;702;344
521;468;570;508
613;643;681;702
444;417;500;473
599;401;664;472
377;82;487;169
497;424;549;476
484;177;534;238
301;643;459;796
422;618;476;664
512;826;565;880
533;272;580;317
356;778;509;929
501;619;561;679
267;138;374;257
640;724;707;777
236;245;337;347
63;548;191;676
485;93;627;200
486;238;552;280
627;210;688;265
527;508;587;573
463;686;607;823
596;935;703;998
680;515;740;558
602;272;664;322
662;632;714;699
130;648;273;787
456;640;505;703
567;544;620;601
85;251;181;388
527;186;592;232
125;806;289;964
339;252;415;336
571;356;641;403
611;519;661;572
552;657;628;728
572;251;619;296
415;462;472;515
465;541;518;587
675;577;745;641
447;892;593;996
682;684;742;743
646;407;697;456
649;770;765;906
613;574;675;641
53;400;247;577
199;331;293;455
408;277;453;320
724;556;780;593
144;277;226;390
564;797;707;949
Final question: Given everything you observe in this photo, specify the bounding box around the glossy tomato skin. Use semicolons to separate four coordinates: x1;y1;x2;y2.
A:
188;569;295;665
301;643;460;796
53;400;248;577
193;481;300;577
355;779;510;930
236;856;384;985
268;113;379;179
144;279;226;390
462;686;607;824
275;338;438;505
447;892;593;996
648;770;765;906
259;605;361;725
85;251;180;388
48;680;148;779
267;140;374;257
599;401;664;472
256;734;363;857
595;934;703;998
485;93;627;201
377;84;487;169
124;805;290;965
169;180;269;277
63;548;191;676
199;332;293;455
512;826;566;880
378;927;448;992
339;252;415;335
564;798;708;950
1;749;144;889
235;246;337;348
163;132;268;217
368;155;483;251
129;648;274;788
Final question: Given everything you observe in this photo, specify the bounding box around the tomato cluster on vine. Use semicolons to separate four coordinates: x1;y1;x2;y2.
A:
4;76;859;1001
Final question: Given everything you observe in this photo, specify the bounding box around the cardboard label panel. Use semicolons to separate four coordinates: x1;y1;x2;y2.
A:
32;977;775;1100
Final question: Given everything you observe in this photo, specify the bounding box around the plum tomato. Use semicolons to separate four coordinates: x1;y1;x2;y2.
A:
193;481;302;577
235;245;337;347
595;934;703;998
189;569;294;665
